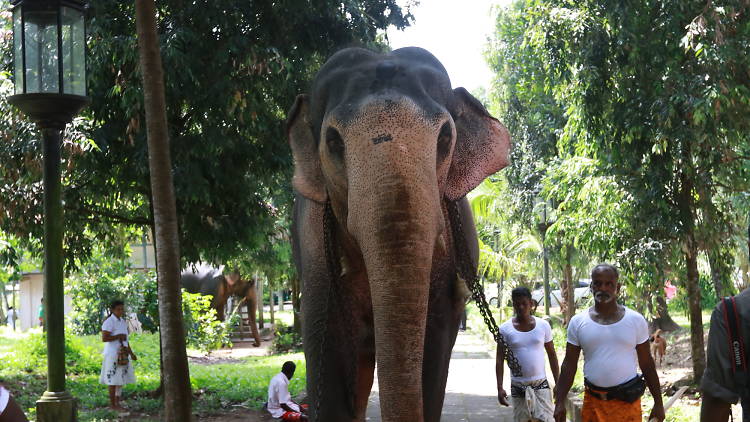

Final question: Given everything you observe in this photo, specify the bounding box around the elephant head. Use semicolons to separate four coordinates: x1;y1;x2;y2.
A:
288;47;510;421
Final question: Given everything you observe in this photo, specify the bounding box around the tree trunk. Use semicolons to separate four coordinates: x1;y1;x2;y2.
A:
269;286;275;325
12;278;16;309
0;289;7;322
684;236;705;383
651;296;680;332
148;220;164;399
740;247;750;291
561;247;575;324
678;146;705;384
278;290;284;311
292;276;301;335
257;274;264;329
708;248;732;299
134;1;192;419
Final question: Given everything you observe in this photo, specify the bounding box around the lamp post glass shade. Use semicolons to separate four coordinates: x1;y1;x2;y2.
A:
12;0;86;96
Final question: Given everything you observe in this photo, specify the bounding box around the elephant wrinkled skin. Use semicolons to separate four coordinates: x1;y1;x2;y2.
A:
288;47;511;422
180;265;261;347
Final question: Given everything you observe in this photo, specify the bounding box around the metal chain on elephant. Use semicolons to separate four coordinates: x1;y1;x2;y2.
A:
315;197;340;421
446;200;523;378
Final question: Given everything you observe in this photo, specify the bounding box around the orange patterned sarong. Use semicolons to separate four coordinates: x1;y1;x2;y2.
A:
581;390;641;422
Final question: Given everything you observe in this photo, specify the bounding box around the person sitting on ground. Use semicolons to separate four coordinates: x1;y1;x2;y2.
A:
99;300;137;412
497;286;559;422
700;287;750;421
0;383;29;422
553;264;664;422
267;361;308;421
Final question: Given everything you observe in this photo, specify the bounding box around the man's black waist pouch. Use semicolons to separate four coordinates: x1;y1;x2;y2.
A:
584;375;646;403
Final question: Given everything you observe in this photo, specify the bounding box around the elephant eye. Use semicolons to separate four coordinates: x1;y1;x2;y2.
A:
326;127;345;158
437;122;453;160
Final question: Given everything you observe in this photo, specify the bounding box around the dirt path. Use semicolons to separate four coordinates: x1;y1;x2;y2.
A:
195;331;513;421
367;331;512;421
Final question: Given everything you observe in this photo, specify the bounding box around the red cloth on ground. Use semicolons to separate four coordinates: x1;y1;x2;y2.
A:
280;404;308;421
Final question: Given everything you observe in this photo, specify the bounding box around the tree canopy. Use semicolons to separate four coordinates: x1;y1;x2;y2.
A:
0;0;413;269
486;0;750;381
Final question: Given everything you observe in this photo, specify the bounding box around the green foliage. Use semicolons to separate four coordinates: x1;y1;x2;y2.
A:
0;0;414;268
181;291;233;353
469;177;543;288
0;330;305;420
271;321;303;354
5;331;101;376
669;273;721;315
66;250;158;335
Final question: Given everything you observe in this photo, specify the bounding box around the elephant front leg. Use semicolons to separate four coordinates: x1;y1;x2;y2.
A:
245;297;261;347
421;273;463;422
304;282;373;421
354;332;376;421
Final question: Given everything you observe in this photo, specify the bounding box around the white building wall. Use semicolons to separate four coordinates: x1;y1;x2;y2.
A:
19;272;72;332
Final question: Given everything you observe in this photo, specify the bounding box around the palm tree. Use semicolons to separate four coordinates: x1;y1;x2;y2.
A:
134;1;192;419
469;178;542;318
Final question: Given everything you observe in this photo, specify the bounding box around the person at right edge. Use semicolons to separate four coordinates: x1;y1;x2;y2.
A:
700;288;750;421
553;264;665;422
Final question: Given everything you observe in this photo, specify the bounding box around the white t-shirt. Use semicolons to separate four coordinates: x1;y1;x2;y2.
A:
567;307;649;388
499;316;553;382
0;385;9;415
101;314;130;357
267;372;300;418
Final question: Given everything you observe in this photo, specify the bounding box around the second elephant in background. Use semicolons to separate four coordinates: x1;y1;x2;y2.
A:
180;265;261;347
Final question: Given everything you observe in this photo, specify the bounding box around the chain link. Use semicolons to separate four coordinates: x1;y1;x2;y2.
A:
447;200;523;378
314;198;339;422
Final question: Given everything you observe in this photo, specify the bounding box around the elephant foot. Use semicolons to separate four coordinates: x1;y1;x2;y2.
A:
253;342;261;347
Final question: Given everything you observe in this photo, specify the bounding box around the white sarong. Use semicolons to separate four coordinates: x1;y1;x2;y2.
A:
510;378;554;422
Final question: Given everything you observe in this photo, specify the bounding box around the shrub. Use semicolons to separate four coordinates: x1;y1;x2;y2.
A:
181;290;233;353
66;254;159;335
8;331;100;375
271;321;303;354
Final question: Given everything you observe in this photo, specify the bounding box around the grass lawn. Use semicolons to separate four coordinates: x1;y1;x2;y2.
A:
0;326;305;421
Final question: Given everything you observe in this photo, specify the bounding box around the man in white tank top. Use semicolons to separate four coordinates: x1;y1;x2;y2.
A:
496;287;559;422
553;264;664;422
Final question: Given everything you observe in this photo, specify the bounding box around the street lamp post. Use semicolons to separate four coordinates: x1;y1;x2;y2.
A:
8;1;88;421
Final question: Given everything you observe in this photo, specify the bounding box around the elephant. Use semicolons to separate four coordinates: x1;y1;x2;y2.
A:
288;47;511;421
180;265;261;347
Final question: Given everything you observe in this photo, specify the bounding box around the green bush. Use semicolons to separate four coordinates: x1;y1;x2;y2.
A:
271;321;303;354
181;290;233;353
669;273;720;315
6;331;101;375
66;254;159;335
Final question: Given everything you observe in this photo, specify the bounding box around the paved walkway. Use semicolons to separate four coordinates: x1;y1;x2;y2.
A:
366;331;514;421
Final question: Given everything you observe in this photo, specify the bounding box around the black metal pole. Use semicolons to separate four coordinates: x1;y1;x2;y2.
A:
41;124;66;393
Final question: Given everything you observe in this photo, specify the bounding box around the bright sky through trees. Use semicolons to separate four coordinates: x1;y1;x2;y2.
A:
387;0;510;92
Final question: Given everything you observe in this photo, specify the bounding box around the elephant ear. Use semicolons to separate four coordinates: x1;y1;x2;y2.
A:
287;94;326;203
445;87;511;201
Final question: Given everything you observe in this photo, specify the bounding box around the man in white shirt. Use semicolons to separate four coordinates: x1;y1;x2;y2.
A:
497;286;559;422
267;361;308;421
553;264;664;422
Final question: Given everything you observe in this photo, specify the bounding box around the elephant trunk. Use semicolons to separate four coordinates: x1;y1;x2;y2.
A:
349;178;441;422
